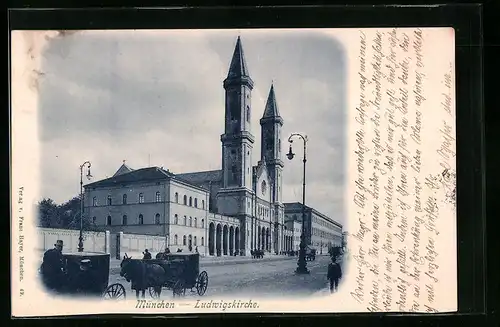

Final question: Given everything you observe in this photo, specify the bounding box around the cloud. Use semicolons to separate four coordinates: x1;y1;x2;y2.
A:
37;29;346;225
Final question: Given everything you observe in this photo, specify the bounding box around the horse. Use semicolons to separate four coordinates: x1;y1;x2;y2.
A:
119;253;166;299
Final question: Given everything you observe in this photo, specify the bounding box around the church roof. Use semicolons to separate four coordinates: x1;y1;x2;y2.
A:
176;170;223;185
262;84;281;118
85;167;174;188
227;36;251;79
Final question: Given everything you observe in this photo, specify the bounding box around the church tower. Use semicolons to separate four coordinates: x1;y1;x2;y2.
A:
260;83;285;254
217;36;255;255
260;83;284;204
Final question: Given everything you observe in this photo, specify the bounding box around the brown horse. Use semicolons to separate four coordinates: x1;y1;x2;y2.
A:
119;253;165;299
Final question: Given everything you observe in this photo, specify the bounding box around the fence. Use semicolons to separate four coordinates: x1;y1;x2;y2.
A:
113;232;167;259
37;227;109;255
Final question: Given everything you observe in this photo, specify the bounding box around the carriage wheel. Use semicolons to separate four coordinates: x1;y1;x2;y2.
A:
172;280;185;297
196;271;208;296
149;286;161;299
103;283;126;300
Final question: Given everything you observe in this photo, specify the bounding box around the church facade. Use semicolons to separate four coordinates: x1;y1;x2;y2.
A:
84;37;291;256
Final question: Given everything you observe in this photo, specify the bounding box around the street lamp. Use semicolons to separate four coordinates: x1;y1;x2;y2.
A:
78;161;92;252
287;133;310;274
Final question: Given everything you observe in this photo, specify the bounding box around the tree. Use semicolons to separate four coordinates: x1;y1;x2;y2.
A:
37;198;59;227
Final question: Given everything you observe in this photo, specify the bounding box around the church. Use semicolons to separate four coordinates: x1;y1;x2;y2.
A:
84;37;295;256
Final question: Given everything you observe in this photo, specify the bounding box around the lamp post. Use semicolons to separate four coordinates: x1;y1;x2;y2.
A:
78;161;92;252
287;133;310;274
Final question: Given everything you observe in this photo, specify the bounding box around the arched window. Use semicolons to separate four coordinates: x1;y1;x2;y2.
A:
138;214;144;225
183;195;187;205
184;216;187;225
194;236;197;246
175;192;179;203
122;194;127;204
189;197;192;207
201;237;204;246
92;216;96;224
93;197;98;206
201;219;205;228
107;195;112;205
194;217;197;228
156;191;161;202
139;193;144;203
183;235;187;246
155;213;160;225
194;198;198;208
122;215;127;225
107;216;111;226
202;200;205;209
174;234;178;245
174;214;178;224
189;217;192;227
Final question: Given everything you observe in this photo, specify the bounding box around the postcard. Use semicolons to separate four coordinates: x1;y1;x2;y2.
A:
11;27;456;316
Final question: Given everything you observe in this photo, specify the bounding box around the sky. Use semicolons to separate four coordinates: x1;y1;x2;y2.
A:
37;29;347;225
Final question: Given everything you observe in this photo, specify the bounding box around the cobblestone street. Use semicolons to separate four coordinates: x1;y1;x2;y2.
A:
109;255;333;300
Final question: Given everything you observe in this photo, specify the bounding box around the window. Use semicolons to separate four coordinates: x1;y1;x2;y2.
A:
246;105;250;122
139;193;144;203
201;219;205;228
201;237;204;246
194;217;197;228
184;215;187;225
194;198;198;208
175;192;179;203
174;235;178;245
156;191;161;202
183;195;187;205
183;235;186;246
92;216;96;224
122;215;127;225
194;236;197;246
93;197;98;206
189;216;192;227
202;200;205;209
189;197;192;207
278;139;281;152
123;194;127;204
138;214;144;225
174;214;178;224
155;213;160;225
107;195;112;205
107;216;111;226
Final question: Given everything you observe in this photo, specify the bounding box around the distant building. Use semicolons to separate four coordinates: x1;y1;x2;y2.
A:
83;37;287;257
284;219;302;251
284;202;343;253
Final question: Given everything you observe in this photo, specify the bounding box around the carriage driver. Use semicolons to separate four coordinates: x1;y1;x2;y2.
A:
41;240;65;291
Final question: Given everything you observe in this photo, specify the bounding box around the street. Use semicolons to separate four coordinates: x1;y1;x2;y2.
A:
109;255;332;299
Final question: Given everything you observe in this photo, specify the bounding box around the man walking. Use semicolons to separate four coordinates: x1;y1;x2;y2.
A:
327;256;342;293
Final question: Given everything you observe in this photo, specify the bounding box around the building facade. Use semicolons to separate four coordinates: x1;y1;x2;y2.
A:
284;202;343;254
284;218;302;252
84;37;286;256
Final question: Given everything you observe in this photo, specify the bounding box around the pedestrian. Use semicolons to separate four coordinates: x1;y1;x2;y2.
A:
327;256;342;293
41;240;65;292
142;249;152;260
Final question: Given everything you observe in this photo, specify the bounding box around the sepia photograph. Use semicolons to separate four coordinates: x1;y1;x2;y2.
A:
11;26;457;316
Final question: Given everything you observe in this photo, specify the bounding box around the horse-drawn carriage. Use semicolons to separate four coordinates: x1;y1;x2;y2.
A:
40;252;126;300
305;247;316;261
120;252;208;298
